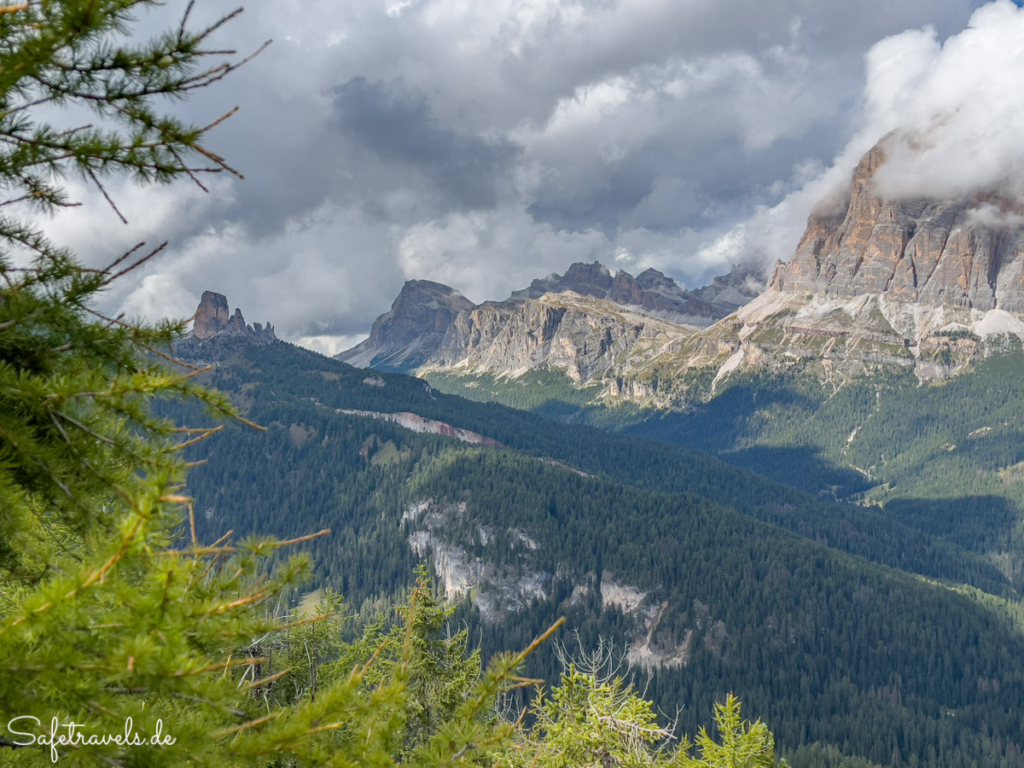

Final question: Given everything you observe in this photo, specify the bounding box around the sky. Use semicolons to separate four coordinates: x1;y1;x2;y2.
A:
38;0;1024;354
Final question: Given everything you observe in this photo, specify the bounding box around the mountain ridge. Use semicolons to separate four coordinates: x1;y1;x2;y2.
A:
336;261;762;375
371;134;1024;405
339;279;475;371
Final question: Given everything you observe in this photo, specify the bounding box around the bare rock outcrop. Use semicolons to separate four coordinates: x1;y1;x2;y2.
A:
190;291;277;344
193;291;231;339
772;135;1024;313
337;280;476;372
424;292;689;386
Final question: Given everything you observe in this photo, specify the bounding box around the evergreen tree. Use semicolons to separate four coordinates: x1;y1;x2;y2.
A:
0;2;534;765
497;641;778;768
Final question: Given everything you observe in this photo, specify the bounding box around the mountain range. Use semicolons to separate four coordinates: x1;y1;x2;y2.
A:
336;261;764;377
170;300;1024;768
338;134;1024;403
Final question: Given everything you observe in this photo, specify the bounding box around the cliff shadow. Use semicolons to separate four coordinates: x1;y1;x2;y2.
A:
882;494;1021;554
718;444;875;499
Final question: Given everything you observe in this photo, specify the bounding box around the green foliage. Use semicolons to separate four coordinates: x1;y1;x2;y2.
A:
498;650;775;768
785;743;884;768
205;575;545;768
0;0;253;205
685;696;774;768
423;368;604;418
509;663;680;768
353;567;488;758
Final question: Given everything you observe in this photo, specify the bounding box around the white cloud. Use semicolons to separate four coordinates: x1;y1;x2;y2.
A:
721;0;1024;272
867;0;1024;199
117;202;404;340
37;177;234;269
296;334;368;357
966;203;1024;230
395;206;612;302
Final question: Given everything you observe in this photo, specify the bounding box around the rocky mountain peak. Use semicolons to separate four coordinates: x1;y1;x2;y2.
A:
508;260;762;326
634;268;676;291
770;135;1024;313
512;260;614;301
191;290;277;344
193;291;230;339
562;260;613;291
391;280;476;318
694;262;766;306
337;279;476;371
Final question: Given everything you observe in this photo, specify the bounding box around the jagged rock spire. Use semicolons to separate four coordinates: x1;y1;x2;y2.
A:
192;291;277;344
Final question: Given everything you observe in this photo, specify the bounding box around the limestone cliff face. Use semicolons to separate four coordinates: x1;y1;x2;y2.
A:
772;136;1024;313
512;261;761;326
618;137;1024;401
191;291;277;343
424;292;690;386
337;262;760;383
337;280;476;372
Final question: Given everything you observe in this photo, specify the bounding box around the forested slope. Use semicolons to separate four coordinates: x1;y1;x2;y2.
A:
424;345;1024;586
166;336;1024;767
179;337;1011;594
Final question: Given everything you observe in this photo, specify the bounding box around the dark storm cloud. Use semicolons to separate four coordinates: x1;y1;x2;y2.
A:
331;77;521;211
527;127;849;234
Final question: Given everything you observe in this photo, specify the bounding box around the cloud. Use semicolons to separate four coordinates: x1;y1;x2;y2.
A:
32;0;990;343
966;202;1024;230
866;1;1024;199
703;0;1024;272
331;77;522;211
394;206;612;302
118;203;405;342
